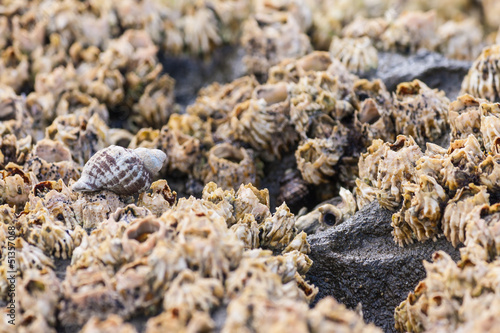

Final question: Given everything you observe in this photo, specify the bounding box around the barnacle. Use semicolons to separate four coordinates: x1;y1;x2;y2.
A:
241;11;311;76
448;94;486;142
442;184;489;247
391;80;449;146
230;213;260;250
80;315;138;333
0;163;32;209
391;174;448;246
295;131;348;185
356;135;423;210
381;11;438;54
329;36;378;75
267;51;334;84
72;190;128;230
461;45;500;102
342;16;388;42
437;19;483;61
204;143;257;190
137;180;176;217
0;46;30;92
259;203;296;252
479;102;500;153
463;203;500;262
158;128;200;174
233;183;271;224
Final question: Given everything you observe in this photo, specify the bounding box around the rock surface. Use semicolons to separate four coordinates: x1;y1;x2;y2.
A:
306;200;461;333
374;50;471;99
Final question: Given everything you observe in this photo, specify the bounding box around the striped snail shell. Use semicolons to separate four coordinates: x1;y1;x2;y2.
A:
72;145;167;195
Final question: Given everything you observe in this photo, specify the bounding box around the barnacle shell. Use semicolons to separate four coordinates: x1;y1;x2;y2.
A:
80;315;138;333
72;145;166;195
479;102;500;153
461;45;500;102
448;94;487;142
381;11;438;53
329;36;378;75
204;143;257;190
267;51;333;84
342;17;388;42
259;203;296;252
442;184;489;247
391;174;448;246
391;80;449;146
437;19;483;61
295;128;348;185
158;128;200;174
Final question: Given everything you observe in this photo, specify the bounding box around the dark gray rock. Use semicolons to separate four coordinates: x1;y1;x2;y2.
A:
373;50;472;100
306;200;461;333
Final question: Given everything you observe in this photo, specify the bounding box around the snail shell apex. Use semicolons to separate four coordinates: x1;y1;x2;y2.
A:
72;145;167;195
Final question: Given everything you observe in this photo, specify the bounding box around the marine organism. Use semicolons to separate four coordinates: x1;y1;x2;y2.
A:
72;145;166;195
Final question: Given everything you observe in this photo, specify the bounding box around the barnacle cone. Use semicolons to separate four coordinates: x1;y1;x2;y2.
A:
461;45;500;102
295;134;346;185
204;143;257;190
392;80;449;146
448;94;487;142
329;36;378;75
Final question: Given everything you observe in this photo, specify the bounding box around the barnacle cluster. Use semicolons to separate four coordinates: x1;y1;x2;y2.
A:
3;0;500;332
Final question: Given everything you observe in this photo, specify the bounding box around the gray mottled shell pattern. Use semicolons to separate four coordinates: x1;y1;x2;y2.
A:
72;145;167;195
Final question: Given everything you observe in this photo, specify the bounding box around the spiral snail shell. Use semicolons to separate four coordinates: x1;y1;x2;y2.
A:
72;145;167;195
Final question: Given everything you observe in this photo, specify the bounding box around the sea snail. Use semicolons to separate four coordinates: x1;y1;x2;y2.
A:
72;145;167;195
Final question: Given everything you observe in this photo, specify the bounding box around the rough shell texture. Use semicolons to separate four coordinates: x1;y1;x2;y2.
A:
461;45;500;102
329;36;378;75
391;79;449;147
72;145;166;195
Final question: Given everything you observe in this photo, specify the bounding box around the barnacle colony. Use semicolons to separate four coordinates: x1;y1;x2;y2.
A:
3;0;500;332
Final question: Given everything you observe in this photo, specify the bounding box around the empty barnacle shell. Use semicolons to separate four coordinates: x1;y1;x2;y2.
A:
204;143;257;190
72;145;166;196
329;36;378;75
461;45;500;102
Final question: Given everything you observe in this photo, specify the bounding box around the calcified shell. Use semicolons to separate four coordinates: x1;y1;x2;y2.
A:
329;36;378;74
461;45;500;102
72;145;166;195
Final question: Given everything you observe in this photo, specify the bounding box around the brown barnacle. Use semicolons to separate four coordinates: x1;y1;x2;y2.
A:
392;174;448;246
479;155;500;191
395;250;500;332
137;180;176;217
158;127;200;174
131;74;177;130
296;134;347;185
354;79;394;143
479;102;500;153
381;10;438;54
283;231;310;255
308;297;383;333
0;163;32;209
342;16;388;42
223;292;309;333
437;19;483;61
162;269;223;319
17;268;61;328
80;315;138;333
204;143;257;191
392;80;450;146
448;94;486;142
289;71;354;139
201;182;236;225
461;45;500;102
12;238;54;273
329;36;378;75
358;135;423;210
145;308;214;333
72;190;128;230
267;51;332;84
442;184;489;247
441;135;484;192
187;75;258;124
227;93;297;160
230;213;260;250
463;203;500;262
58;267;125;326
128;128;160;149
259;203;296;252
0;46;29;92
241;12;311;76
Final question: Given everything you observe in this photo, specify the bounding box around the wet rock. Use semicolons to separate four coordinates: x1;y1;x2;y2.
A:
374;50;471;100
306;200;461;333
